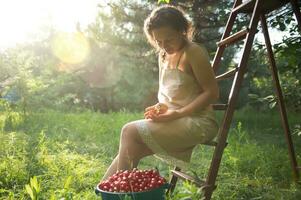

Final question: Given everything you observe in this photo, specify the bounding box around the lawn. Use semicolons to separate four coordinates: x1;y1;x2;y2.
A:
0;108;300;199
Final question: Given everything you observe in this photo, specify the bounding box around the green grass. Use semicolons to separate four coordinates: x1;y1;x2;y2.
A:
0;108;300;199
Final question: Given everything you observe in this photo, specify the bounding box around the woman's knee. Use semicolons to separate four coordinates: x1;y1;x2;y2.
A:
120;123;140;144
119;123;153;159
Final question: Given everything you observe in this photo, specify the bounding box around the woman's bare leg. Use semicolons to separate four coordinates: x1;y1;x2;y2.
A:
101;123;153;180
101;154;119;181
117;123;154;170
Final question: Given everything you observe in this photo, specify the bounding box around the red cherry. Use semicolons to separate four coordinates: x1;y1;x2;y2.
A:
99;168;167;193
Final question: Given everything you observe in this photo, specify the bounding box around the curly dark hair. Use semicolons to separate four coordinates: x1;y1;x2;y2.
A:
143;5;194;50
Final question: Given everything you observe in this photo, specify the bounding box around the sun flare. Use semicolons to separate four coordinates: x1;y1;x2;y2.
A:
0;0;102;49
51;32;90;65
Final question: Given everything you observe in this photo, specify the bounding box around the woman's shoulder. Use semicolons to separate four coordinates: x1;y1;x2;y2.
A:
185;41;210;60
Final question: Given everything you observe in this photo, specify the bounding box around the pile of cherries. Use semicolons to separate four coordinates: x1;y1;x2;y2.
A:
98;168;167;193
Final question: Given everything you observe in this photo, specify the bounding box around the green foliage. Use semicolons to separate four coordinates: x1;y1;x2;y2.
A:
274;33;301;111
25;176;41;200
0;108;301;199
292;124;301;136
0;0;300;113
87;0;159;111
0;0;161;113
158;0;169;4
247;8;301;112
0;1;300;199
0;132;29;200
167;181;203;200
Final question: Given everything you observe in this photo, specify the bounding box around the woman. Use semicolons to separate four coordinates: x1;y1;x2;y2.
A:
101;5;219;181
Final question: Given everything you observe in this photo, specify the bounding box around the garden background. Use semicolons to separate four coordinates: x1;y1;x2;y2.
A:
0;0;300;199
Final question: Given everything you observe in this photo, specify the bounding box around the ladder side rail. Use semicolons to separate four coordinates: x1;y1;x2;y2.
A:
260;14;300;181
212;0;243;73
290;0;301;31
204;1;263;199
166;166;181;195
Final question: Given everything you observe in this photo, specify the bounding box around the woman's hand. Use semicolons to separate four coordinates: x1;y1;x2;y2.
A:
144;103;168;120
148;109;182;122
144;103;182;122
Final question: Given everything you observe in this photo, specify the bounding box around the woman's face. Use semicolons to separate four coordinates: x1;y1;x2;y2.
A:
152;26;185;55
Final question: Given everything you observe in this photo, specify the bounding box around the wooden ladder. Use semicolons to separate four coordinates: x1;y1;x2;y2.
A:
166;0;301;199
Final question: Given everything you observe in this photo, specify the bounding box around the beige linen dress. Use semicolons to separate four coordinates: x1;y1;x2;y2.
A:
132;51;219;169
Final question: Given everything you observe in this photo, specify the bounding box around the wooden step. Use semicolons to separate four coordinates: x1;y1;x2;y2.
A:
212;104;228;110
204;141;218;146
232;0;254;13
216;67;239;81
232;0;290;14
171;170;206;187
217;28;249;47
204;141;229;148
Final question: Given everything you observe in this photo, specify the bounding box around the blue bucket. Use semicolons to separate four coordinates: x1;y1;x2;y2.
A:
95;183;170;200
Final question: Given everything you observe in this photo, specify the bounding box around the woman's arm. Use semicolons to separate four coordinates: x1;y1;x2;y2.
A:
176;44;219;117
148;44;219;122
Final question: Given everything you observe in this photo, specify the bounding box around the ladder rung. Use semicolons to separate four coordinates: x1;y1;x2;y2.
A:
232;0;254;14
212;104;228;110
171;170;205;187
232;0;290;14
216;67;239;81
217;28;249;47
204;141;218;146
297;166;301;170
204;141;229;147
